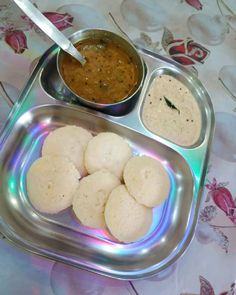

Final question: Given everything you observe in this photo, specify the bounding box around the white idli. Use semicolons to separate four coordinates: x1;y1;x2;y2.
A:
104;185;153;243
72;169;120;228
42;125;93;176
123;156;170;207
84;132;132;179
27;155;80;214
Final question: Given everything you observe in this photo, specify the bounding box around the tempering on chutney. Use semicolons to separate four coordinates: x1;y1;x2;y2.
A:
61;38;139;104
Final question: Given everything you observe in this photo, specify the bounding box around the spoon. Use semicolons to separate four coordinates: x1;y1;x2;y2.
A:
13;0;86;66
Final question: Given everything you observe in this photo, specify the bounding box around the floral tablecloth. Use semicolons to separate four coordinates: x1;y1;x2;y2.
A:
0;0;236;294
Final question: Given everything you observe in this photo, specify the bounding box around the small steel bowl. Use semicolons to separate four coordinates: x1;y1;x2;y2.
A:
57;29;145;116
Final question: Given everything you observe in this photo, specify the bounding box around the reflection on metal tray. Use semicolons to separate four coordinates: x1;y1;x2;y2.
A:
0;44;214;279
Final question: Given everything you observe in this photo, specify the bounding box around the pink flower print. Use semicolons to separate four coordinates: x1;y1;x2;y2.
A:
166;38;209;65
182;276;236;295
206;178;236;224
220;282;236;295
23;12;73;31
4;30;27;53
199;276;215;295
43;12;73;31
185;0;203;10
0;4;73;54
199;205;217;222
20;15;34;30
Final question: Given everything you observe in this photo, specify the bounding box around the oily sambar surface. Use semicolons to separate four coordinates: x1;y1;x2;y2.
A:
61;38;139;104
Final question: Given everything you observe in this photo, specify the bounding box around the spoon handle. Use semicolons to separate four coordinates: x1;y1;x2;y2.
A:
13;0;86;65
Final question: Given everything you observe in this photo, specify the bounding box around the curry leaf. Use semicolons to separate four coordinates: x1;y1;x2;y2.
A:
164;96;180;114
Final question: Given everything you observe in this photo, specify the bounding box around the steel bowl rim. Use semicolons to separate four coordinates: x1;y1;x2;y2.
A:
56;28;146;107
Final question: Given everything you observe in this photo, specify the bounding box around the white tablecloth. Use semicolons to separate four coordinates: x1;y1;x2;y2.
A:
0;0;236;294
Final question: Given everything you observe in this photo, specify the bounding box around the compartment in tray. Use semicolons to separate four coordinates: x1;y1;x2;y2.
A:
0;104;196;278
40;53;78;104
140;67;207;147
40;51;144;116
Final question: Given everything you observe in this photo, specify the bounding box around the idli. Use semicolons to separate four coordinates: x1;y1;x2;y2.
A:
27;155;80;214
84;132;132;179
42;125;93;176
105;185;153;243
72;169;120;228
123;156;170;207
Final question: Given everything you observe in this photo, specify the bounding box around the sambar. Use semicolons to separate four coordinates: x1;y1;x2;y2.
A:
61;38;139;104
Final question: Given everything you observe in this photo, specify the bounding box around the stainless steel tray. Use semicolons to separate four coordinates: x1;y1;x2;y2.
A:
0;44;214;279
